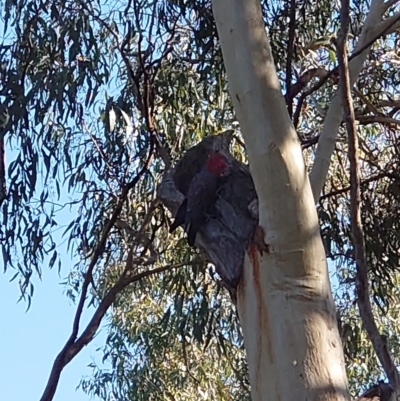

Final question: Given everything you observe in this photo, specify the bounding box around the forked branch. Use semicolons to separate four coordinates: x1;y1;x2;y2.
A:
337;0;400;393
38;136;155;401
39;253;193;401
310;0;400;201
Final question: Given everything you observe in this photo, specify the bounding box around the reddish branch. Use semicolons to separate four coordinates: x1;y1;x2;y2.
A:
337;0;400;393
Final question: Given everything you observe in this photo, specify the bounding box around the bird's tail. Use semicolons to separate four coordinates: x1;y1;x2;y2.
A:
169;198;188;233
186;222;197;247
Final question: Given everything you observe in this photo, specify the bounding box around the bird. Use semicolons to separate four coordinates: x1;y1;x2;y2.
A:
170;152;230;246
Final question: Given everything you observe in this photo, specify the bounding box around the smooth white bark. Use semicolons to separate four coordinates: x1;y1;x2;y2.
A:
310;0;389;200
212;1;349;401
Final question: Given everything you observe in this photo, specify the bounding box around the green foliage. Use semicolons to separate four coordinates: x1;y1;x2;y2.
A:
2;0;400;399
81;265;249;401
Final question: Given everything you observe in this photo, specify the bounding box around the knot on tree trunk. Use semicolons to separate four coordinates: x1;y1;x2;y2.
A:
157;131;259;291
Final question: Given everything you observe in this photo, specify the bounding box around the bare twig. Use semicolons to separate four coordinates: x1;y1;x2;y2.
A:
356;114;400;126
81;121;119;190
383;0;400;11
319;171;400;201
0;130;6;205
285;0;297;117
337;0;400;393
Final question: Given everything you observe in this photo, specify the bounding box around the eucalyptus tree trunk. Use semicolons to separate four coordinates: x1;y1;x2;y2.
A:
212;1;350;400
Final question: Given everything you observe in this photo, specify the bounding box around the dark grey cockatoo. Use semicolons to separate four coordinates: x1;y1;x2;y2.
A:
170;152;230;246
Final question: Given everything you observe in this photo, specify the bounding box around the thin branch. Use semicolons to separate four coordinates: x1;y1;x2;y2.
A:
376;98;400;108
38;141;155;401
132;0;174;169
337;0;400;392
0;101;10;206
147;0;158;46
383;0;400;11
74;140;154;334
285;0;297;117
319;171;400;201
353;87;384;116
83;3;171;169
70;260;198;360
373;11;400;35
0;130;6;206
356;114;400;126
288;68;336;110
293;10;400;128
39;257;195;401
350;12;400;60
302;137;320;149
357;382;394;401
73;5;164;266
309;0;400;201
81;121;119;189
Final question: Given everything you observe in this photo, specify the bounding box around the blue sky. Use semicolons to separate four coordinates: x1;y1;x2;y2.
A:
1;255;107;401
0;140;109;400
0;5;344;400
0;4;126;396
0;8;117;399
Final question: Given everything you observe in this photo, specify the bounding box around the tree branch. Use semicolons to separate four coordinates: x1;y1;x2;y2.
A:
356;114;400;126
83;3;172;169
0;130;6;206
372;11;400;35
285;0;297;117
319;171;400;201
38;140;154;401
383;0;400;11
39;255;195;401
337;0;400;393
292;8;400;130
309;1;400;200
357;382;394;401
